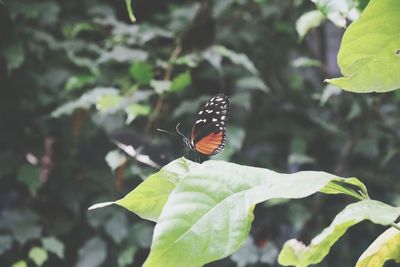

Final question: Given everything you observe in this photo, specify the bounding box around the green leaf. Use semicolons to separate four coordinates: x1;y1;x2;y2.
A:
28;247;48;267
118;246;137;267
150;80;171;95
89;158;197;222
170;72;191;92
214;45;258;75
130;62;153;85
64;75;96;91
125;0;136;23
42;237;65;259
2;42;25;74
311;0;360;28
0;235;13;254
17;164;41;194
104;212;128;244
125;103;151;124
278;200;400;267
356;223;400;267
89;158;368;267
76;238;107;267
11;261;28;267
326;0;400;92
51;87;118;117
235;76;270;93
296;10;325;40
96;95;122;112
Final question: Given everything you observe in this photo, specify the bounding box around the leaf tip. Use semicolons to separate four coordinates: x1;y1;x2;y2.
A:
88;201;115;210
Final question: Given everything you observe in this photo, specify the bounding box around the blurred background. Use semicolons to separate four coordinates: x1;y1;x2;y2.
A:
1;0;399;266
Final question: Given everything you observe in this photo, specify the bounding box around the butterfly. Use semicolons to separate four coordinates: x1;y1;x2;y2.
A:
176;94;229;156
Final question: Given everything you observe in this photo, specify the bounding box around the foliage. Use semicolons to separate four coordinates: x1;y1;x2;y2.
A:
1;0;400;266
326;0;400;92
91;158;375;267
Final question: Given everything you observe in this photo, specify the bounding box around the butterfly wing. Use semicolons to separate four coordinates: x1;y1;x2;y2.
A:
190;94;229;156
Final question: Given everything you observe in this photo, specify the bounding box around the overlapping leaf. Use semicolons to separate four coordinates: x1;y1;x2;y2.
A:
90;158;369;267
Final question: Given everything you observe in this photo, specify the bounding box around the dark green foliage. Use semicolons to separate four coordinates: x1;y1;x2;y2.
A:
0;0;399;266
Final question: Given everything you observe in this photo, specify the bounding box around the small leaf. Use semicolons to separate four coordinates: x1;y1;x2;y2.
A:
326;0;400;92
96;95;122;112
235;76;270;93
130;62;153;85
125;103;150;124
125;0;136;23
214;45;258;75
76;238;107;267
17;164;41;194
278;200;400;267
105;150;126;172
296;10;325;40
65;75;96;91
104;212;129;244
311;0;360;28
356;223;400;267
0;235;13;254
28;247;48;267
2;42;25;73
11;261;27;267
150;80;171;95
118;246;137;267
42;237;65;259
170;72;191;92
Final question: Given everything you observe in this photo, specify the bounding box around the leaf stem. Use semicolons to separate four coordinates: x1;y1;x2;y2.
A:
390;222;400;232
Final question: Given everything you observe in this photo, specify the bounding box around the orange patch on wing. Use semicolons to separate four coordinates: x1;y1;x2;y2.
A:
195;131;224;155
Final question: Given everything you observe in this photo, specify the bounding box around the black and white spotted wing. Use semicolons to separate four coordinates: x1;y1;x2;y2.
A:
189;94;229;156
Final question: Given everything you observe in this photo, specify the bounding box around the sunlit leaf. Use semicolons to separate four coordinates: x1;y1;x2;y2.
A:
150;80;171;95
296;10;325;40
105;150;126;172
89;158;197;222
278;200;400;267
142;160;365;267
356;223;400;267
96;95;122;112
88;158;368;267
28;247;48;267
326;0;400;92
11;261;27;267
97;46;147;63
125;103;151;124
311;0;360;28
51;87;118;117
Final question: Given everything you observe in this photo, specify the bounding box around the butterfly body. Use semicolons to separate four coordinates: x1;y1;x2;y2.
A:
182;94;229;156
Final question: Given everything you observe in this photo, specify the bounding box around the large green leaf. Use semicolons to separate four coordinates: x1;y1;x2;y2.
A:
89;158;197;222
356;223;400;267
89;158;368;267
278;200;400;267
326;0;400;92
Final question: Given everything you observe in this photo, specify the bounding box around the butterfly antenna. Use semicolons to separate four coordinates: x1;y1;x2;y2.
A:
156;128;176;136
175;123;186;138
